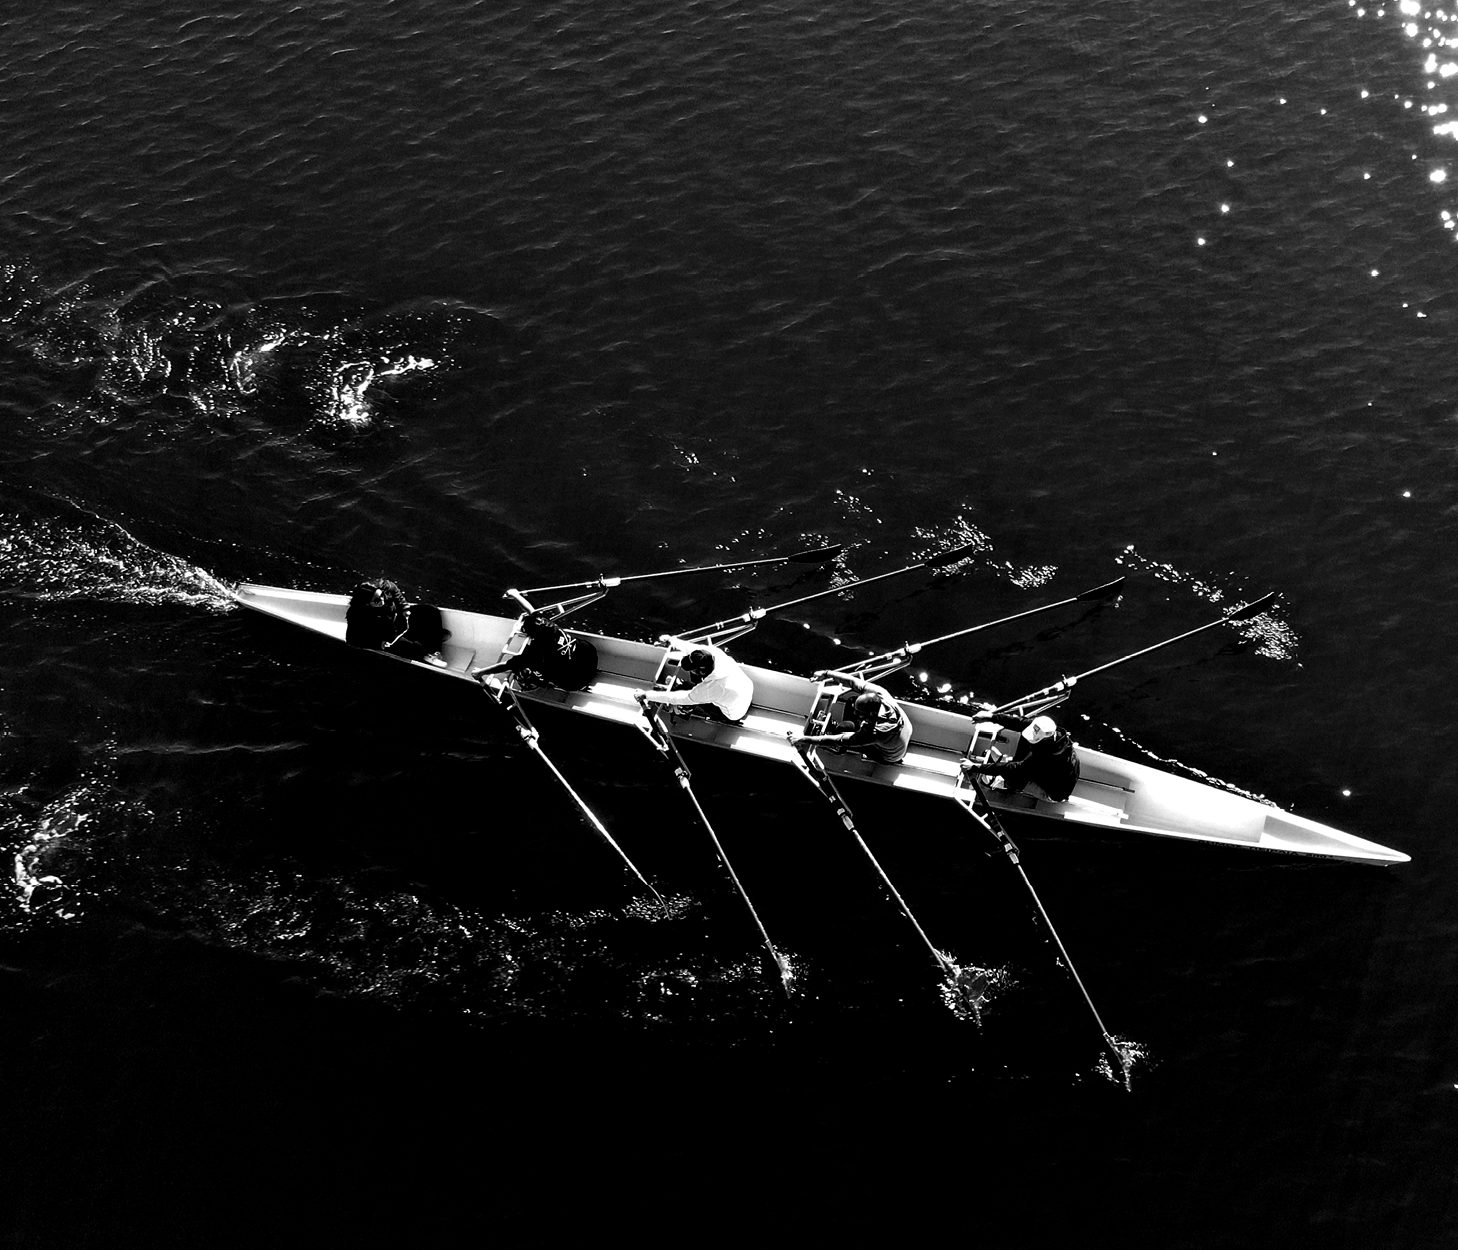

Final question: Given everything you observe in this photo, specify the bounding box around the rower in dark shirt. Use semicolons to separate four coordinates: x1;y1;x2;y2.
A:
473;611;598;692
345;580;408;650
792;674;912;764
962;713;1080;802
345;580;451;665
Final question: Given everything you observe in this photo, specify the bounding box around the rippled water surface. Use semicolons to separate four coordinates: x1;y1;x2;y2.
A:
3;1;1457;1245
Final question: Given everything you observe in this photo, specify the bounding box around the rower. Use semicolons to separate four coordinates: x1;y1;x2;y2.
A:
962;713;1080;802
635;639;753;724
345;580;409;650
473;610;599;692
792;673;912;765
346;580;451;665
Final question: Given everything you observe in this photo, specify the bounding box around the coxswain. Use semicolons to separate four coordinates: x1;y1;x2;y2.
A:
792;673;912;764
963;713;1080;802
473;611;599;692
635;639;753;724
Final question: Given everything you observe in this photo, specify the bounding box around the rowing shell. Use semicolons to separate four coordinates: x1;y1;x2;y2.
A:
232;583;1410;867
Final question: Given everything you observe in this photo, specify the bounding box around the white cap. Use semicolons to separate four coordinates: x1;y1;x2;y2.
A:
1023;716;1057;744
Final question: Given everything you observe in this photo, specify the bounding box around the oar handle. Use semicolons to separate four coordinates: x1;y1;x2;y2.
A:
991;676;1076;717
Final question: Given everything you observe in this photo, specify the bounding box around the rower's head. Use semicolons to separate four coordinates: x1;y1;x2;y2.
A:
681;649;715;679
852;691;883;722
521;611;560;640
1023;715;1058;744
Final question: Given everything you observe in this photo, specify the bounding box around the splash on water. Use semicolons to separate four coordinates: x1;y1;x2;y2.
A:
940;958;1014;1024
911;516;991;573
1003;562;1058;590
1096;1036;1151;1090
1115;544;1228;603
1115;544;1297;660
1096;720;1275;805
1234;609;1300;661
0;260;465;438
622;892;695;923
912;516;1058;589
827;542;866;592
1;751;144;927
0;511;235;610
12;803;85;921
129;865;777;1026
833;487;880;524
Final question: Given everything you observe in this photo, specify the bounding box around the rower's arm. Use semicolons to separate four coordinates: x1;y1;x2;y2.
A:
796;729;856;745
640;677;714;706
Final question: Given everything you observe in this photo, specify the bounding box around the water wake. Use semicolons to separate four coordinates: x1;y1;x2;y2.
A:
0;509;234;610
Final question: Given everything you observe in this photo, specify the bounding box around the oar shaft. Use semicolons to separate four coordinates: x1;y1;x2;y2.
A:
525;544;843;596
918;576;1125;650
1073;615;1236;682
960;776;1125;1067
1009;858;1118;1045
789;747;953;977
683;542;978;640
852;576;1127;673
639;709;791;990
519;732;665;906
484;688;662;903
994;593;1275;714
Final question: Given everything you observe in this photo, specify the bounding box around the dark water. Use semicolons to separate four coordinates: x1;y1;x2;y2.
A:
2;0;1457;1244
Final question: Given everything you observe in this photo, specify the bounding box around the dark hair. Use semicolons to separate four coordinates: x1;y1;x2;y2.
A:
521;611;556;639
348;579;406;617
683;649;714;675
852;691;882;720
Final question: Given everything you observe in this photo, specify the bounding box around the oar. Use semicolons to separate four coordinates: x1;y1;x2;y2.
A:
991;592;1277;716
523;544;844;597
958;773;1133;1083
635;701;794;992
480;683;665;906
787;741;985;1016
846;576;1126;675
680;540;981;640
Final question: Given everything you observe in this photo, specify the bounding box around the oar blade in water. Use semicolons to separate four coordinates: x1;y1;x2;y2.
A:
1227;591;1276;622
787;543;843;564
925;540;981;567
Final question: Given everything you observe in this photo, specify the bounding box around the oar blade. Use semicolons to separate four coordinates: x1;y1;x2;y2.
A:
787;543;843;564
925;540;981;568
1077;576;1127;602
1226;591;1276;623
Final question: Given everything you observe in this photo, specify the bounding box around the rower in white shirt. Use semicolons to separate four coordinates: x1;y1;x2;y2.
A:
635;639;753;724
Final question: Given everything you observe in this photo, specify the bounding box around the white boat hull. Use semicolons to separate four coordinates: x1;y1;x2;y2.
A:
231;583;1411;866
